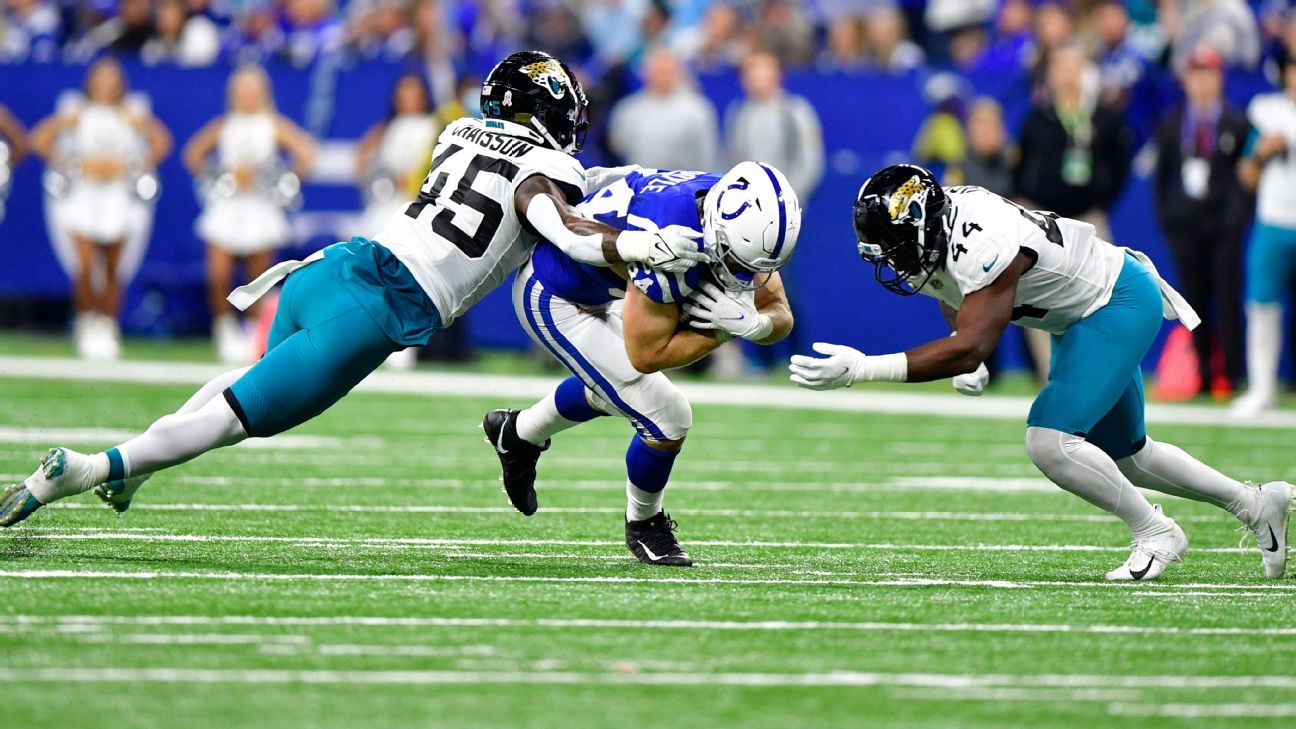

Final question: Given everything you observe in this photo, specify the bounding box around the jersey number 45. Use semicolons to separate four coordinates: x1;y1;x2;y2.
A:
404;143;521;258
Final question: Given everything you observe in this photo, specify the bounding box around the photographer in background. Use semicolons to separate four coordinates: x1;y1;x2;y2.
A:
1153;46;1251;397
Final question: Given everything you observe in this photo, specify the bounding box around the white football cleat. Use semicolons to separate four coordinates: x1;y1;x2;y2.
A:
1229;390;1277;418
1105;506;1188;581
1243;482;1293;579
1;447;102;527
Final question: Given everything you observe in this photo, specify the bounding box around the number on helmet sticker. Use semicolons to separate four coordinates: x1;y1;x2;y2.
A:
404;144;520;259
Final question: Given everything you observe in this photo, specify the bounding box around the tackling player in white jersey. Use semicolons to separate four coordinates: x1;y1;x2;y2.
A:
481;162;800;566
789;164;1292;581
1;51;707;527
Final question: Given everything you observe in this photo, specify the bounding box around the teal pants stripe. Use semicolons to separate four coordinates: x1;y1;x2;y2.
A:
1246;222;1296;303
227;255;399;438
1026;255;1163;460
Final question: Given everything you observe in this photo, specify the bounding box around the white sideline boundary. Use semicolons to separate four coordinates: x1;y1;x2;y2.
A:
15;667;1296;690
6;614;1293;637
8;530;1258;554
3;355;1293;429
1;569;1291;591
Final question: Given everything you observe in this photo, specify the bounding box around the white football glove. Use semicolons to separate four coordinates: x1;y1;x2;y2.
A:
952;363;989;396
789;343;908;390
615;226;706;273
682;282;773;342
583;164;649;191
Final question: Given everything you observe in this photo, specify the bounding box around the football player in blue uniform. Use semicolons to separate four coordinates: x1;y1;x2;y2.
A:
1;51;708;527
482;162;802;566
790;165;1292;580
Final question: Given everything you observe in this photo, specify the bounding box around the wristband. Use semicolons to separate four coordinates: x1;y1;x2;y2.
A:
856;352;908;383
614;231;650;263
747;313;774;342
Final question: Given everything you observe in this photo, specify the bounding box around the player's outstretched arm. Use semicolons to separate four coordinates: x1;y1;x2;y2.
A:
623;285;723;374
790;252;1027;390
513;175;705;271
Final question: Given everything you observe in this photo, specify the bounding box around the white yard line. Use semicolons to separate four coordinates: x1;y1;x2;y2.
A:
9;530;1256;554
5;614;1292;637
0;569;1289;591
1108;702;1296;718
3;355;1292;429
15;667;1296;690
43;502;1225;523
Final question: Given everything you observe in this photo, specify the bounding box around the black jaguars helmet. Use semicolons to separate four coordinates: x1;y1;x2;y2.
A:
481;50;589;154
852;164;949;296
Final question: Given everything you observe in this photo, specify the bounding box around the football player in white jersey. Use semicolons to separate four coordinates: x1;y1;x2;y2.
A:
480;162;800;566
0;51;706;527
789;164;1293;581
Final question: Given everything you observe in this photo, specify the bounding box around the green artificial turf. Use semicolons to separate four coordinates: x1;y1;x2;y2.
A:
1;373;1293;728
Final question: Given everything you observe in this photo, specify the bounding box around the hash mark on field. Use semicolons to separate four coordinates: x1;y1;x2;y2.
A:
7;615;1294;638
1;569;1291;592
16;667;1296;690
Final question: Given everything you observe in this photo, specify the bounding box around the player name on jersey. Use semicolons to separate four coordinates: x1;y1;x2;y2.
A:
448;121;537;158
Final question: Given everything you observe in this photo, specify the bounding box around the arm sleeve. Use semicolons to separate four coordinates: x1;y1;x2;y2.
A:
523;193;608;266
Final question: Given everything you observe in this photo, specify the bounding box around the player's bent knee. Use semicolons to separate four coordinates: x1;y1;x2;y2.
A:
1025;426;1079;478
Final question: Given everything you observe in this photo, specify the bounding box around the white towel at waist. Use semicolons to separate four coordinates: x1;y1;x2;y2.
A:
226;249;326;311
1122;247;1201;331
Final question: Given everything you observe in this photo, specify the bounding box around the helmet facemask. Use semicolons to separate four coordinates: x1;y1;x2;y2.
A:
706;226;776;293
855;183;948;296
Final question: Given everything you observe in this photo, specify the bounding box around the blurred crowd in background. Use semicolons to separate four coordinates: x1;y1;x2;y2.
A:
1;0;1295;412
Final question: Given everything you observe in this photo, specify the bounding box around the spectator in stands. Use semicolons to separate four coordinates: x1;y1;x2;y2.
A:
818;11;867;72
184;64;316;363
958;97;1016;196
0;0;63;63
346;0;417;61
1163;0;1262;70
142;0;221;66
608;47;719;171
29;58;172;359
676;1;746;70
924;0;995;63
1234;46;1296;413
753;0;814;67
580;0;645;68
280;0;345;67
1026;0;1076;95
1015;41;1133;238
75;0;154;55
863;4;925;73
1091;0;1147;110
1153;46;1250;396
977;0;1033;72
726;51;824;201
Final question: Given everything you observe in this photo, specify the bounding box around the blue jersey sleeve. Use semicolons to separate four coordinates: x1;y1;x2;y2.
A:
626;263;702;304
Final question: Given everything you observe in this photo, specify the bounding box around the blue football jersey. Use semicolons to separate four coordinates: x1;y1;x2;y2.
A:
529;169;717;306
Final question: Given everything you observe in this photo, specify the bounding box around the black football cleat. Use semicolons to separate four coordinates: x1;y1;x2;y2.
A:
481;409;548;516
625;512;693;567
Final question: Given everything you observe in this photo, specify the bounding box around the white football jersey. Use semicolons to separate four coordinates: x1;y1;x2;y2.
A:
1246;92;1296;228
375;117;589;323
917;186;1126;334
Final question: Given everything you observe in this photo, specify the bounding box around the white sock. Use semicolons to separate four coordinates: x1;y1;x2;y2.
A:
114;396;247;478
1026;426;1162;537
515;391;583;445
26;451;110;503
1243;302;1283;403
1117;437;1249;516
626;481;664;522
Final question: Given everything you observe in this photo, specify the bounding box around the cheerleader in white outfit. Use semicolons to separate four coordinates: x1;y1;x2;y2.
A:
30;58;172;359
184;64;316;362
354;73;440;369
